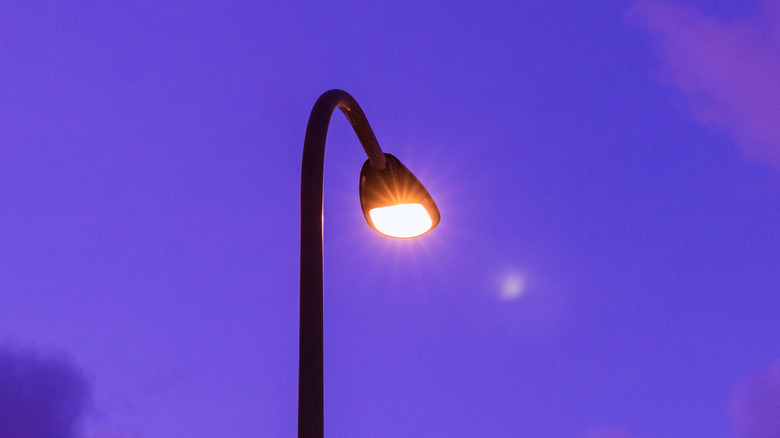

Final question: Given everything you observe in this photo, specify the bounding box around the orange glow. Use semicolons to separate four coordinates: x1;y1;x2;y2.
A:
368;203;433;238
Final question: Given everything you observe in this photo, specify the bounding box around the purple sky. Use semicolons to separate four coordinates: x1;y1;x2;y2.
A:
1;1;779;437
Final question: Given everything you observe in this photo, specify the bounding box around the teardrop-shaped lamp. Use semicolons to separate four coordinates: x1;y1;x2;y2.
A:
359;153;440;238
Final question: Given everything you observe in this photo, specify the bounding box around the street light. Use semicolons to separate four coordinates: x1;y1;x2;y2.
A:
299;89;440;437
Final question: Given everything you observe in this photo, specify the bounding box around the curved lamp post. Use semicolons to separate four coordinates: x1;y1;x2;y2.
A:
299;89;440;437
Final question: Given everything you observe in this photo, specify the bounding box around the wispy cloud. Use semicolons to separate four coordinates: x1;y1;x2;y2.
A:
729;360;780;438
581;357;780;438
0;346;91;438
629;0;780;168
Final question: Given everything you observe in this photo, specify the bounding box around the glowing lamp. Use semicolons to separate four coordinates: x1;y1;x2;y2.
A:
359;153;440;238
298;90;443;438
368;203;432;238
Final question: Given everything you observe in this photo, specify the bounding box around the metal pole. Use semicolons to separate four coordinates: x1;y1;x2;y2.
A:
299;90;386;438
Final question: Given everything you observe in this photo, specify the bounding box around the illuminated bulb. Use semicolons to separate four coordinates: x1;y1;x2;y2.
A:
368;203;433;238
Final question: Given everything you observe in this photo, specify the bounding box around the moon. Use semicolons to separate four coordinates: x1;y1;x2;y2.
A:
501;273;526;300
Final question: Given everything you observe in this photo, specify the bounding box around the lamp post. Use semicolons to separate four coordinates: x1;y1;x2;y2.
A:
299;89;440;437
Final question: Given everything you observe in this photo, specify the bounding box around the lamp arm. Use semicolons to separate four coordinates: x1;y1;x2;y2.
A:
298;89;385;438
303;89;387;173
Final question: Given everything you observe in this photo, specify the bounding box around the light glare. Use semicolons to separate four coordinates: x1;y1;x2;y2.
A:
369;203;433;238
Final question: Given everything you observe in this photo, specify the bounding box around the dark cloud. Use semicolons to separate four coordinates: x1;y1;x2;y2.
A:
0;346;90;438
730;360;780;438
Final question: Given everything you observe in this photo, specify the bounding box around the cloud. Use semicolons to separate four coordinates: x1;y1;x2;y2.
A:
580;358;780;438
729;360;780;438
0;346;91;438
629;0;780;168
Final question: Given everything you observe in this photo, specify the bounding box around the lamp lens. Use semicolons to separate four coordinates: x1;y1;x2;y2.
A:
368;203;433;238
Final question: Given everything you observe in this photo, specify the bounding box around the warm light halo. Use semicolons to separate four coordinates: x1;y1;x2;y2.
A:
359;153;440;239
368;203;433;238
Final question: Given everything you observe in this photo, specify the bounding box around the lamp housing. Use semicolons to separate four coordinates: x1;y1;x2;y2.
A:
359;153;440;238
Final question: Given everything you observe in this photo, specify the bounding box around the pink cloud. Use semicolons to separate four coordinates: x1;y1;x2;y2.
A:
629;0;780;168
729;360;780;438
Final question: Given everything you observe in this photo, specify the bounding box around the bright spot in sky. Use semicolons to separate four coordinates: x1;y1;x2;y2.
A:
369;203;432;238
501;273;526;300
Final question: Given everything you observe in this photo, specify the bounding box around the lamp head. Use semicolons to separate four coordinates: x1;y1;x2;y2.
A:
359;153;440;238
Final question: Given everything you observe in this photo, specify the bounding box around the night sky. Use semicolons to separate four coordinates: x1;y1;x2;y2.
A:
2;1;779;437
